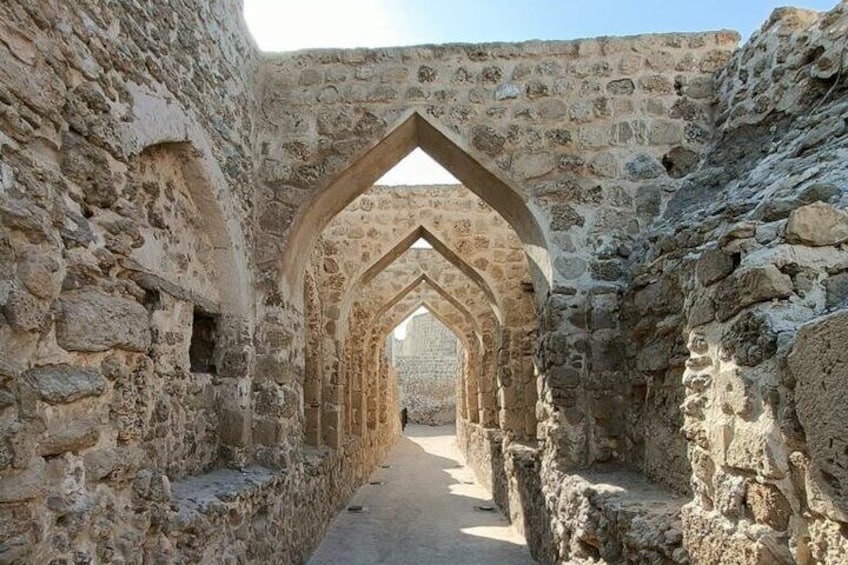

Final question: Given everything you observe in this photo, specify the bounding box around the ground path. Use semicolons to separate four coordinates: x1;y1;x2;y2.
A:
308;424;537;565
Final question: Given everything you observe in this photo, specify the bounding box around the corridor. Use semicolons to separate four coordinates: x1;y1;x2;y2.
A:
308;425;538;565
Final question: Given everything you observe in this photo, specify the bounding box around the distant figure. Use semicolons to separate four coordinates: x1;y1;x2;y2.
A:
401;407;408;432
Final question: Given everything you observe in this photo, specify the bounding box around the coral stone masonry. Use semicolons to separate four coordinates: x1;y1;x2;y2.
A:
1;0;848;563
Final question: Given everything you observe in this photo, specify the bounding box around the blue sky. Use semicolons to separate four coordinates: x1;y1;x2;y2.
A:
244;0;839;52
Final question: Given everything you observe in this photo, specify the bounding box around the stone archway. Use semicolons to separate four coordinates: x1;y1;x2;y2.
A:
278;111;552;301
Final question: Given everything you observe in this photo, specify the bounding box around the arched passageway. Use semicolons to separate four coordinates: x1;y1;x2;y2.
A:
300;179;541;452
9;3;848;562
288;125;545;557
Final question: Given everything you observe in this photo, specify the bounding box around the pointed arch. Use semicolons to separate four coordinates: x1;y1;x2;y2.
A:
280;111;551;301
354;225;499;317
336;226;503;342
377;301;474;356
369;294;486;427
370;275;484;344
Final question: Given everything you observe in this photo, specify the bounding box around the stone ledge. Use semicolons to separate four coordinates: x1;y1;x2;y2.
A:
557;467;688;563
170;466;279;528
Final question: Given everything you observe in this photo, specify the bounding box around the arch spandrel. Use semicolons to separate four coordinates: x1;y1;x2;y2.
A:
280;112;551;301
353;249;497;338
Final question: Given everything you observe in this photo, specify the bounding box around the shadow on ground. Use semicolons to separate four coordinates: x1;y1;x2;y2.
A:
307;424;537;565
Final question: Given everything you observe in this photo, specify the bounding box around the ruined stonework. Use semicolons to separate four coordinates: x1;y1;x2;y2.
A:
1;0;847;563
388;311;461;425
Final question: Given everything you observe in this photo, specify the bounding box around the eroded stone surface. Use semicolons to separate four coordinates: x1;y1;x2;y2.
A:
21;365;106;404
785;201;848;246
56;290;151;352
0;0;847;563
789;312;848;518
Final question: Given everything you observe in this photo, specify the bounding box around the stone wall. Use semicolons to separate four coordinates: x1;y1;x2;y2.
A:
2;0;848;563
659;6;848;563
391;311;460;425
0;1;265;562
254;31;742;488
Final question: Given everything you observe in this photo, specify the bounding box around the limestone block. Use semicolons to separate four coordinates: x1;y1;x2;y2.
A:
17;252;62;300
471;125;505;156
746;482;791;530
626;154;665;180
682;506;794;565
723;421;788;479
0;458;45;503
807;516;848;564
784;202;848;246
83;447;119;481
21;364;105;404
109;446;146;484
788;311;848;517
696;248;735;286
549;204;584;231
219;408;252;447
713;265;793;321
38;418;99;456
2;288;49;332
56;289;151;352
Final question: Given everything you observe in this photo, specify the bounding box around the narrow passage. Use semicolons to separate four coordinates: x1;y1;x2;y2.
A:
308;425;537;565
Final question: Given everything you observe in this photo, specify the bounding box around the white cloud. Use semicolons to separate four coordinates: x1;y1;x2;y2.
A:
243;0;412;51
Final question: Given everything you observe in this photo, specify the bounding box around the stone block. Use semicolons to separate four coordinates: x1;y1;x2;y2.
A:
219;408;252;447
0;458;45;503
2;288;49;332
56;290;151;352
824;272;848;309
549;204;584;231
39;418;100;456
84;447;119;481
21;364;105;404
789;311;848;516
746;482;791;530
696;248;735;286
713;265;793;321
785;202;848;246
626;154;665;180
17;252;62;300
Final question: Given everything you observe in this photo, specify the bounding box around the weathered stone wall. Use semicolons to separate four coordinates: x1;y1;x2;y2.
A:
254;31;740;479
0;1;266;562
624;4;848;564
391;312;460;425
2;0;848;563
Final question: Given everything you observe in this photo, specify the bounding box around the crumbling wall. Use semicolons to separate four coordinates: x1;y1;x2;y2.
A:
629;4;848;563
3;0;847;562
0;0;262;562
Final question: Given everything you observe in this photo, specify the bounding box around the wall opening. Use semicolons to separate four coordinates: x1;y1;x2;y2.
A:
387;308;463;426
190;309;218;374
296;114;542;449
